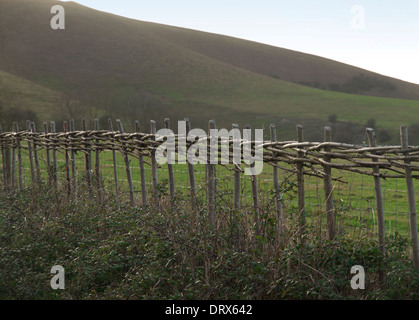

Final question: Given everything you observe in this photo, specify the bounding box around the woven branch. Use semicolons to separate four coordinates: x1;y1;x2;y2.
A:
2;130;419;179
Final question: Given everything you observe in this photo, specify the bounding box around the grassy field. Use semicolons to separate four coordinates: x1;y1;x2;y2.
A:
5;142;418;239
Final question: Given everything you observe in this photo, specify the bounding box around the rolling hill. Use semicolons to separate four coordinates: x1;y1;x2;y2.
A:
0;70;66;126
1;0;419;142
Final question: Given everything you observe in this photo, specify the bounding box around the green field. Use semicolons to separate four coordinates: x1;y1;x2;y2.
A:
5;143;418;239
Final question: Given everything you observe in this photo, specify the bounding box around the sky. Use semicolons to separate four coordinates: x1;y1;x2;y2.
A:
62;0;419;85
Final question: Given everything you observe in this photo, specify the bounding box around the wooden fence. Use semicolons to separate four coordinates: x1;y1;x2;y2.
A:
1;118;419;270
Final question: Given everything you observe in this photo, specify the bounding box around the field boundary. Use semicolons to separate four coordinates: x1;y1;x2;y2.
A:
1;118;419;270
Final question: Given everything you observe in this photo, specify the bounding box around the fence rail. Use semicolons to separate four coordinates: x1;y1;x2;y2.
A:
1;118;419;270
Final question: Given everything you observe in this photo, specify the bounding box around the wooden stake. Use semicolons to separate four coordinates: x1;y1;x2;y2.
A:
0;124;9;191
15;122;23;190
82;118;92;193
43;122;52;186
150;120;159;204
135;120;147;206
208;120;217;227
323;126;336;240
297;124;305;241
400;125;419;269
366;128;386;287
11;123;16;191
271;124;285;244
116;119;134;206
233;123;241;211
366;128;385;253
63;121;71;196
108;119;119;201
70;119;77;197
26;120;35;185
51;121;58;189
94;119;103;204
247;124;260;236
165;118;175;204
31;122;41;183
185;118;196;209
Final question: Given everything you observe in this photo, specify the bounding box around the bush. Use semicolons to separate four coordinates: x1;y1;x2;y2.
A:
0;183;418;299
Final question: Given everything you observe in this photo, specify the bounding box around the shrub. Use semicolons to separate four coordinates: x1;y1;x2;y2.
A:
0;182;418;299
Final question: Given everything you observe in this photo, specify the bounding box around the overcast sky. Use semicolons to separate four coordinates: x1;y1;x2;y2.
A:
63;0;419;85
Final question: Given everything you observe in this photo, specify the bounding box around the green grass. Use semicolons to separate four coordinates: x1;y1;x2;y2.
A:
0;70;66;127
6;142;419;238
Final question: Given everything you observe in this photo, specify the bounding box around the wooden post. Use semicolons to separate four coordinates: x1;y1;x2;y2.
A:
400;125;419;269
323;126;336;240
31;122;41;183
150;120;159;204
70;119;77;197
247;124;260;236
5;146;11;190
43;122;52;186
26;120;35;185
0;124;9;191
0;124;12;191
94;119;103;204
108;119;119;201
270;124;284;244
15;122;22;190
116;119;134;206
366;128;386;286
63;121;71;196
185;118;196;209
233;123;241;211
82;118;92;193
366;128;385;254
0;124;4;189
165;118;175;204
50;121;58;189
296;124;305;241
2;124;12;191
135;120;147;206
10;122;17;191
208;120;217;227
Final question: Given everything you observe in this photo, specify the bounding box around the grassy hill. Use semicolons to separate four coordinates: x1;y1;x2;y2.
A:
146;22;419;100
1;0;419;142
0;70;67;129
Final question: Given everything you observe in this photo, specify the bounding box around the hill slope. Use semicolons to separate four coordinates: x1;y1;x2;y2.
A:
0;70;67;128
145;22;419;100
0;0;419;141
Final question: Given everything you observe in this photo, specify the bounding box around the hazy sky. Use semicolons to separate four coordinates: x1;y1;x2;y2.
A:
62;0;419;85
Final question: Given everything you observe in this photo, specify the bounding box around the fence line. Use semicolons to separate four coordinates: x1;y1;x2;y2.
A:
1;118;419;269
